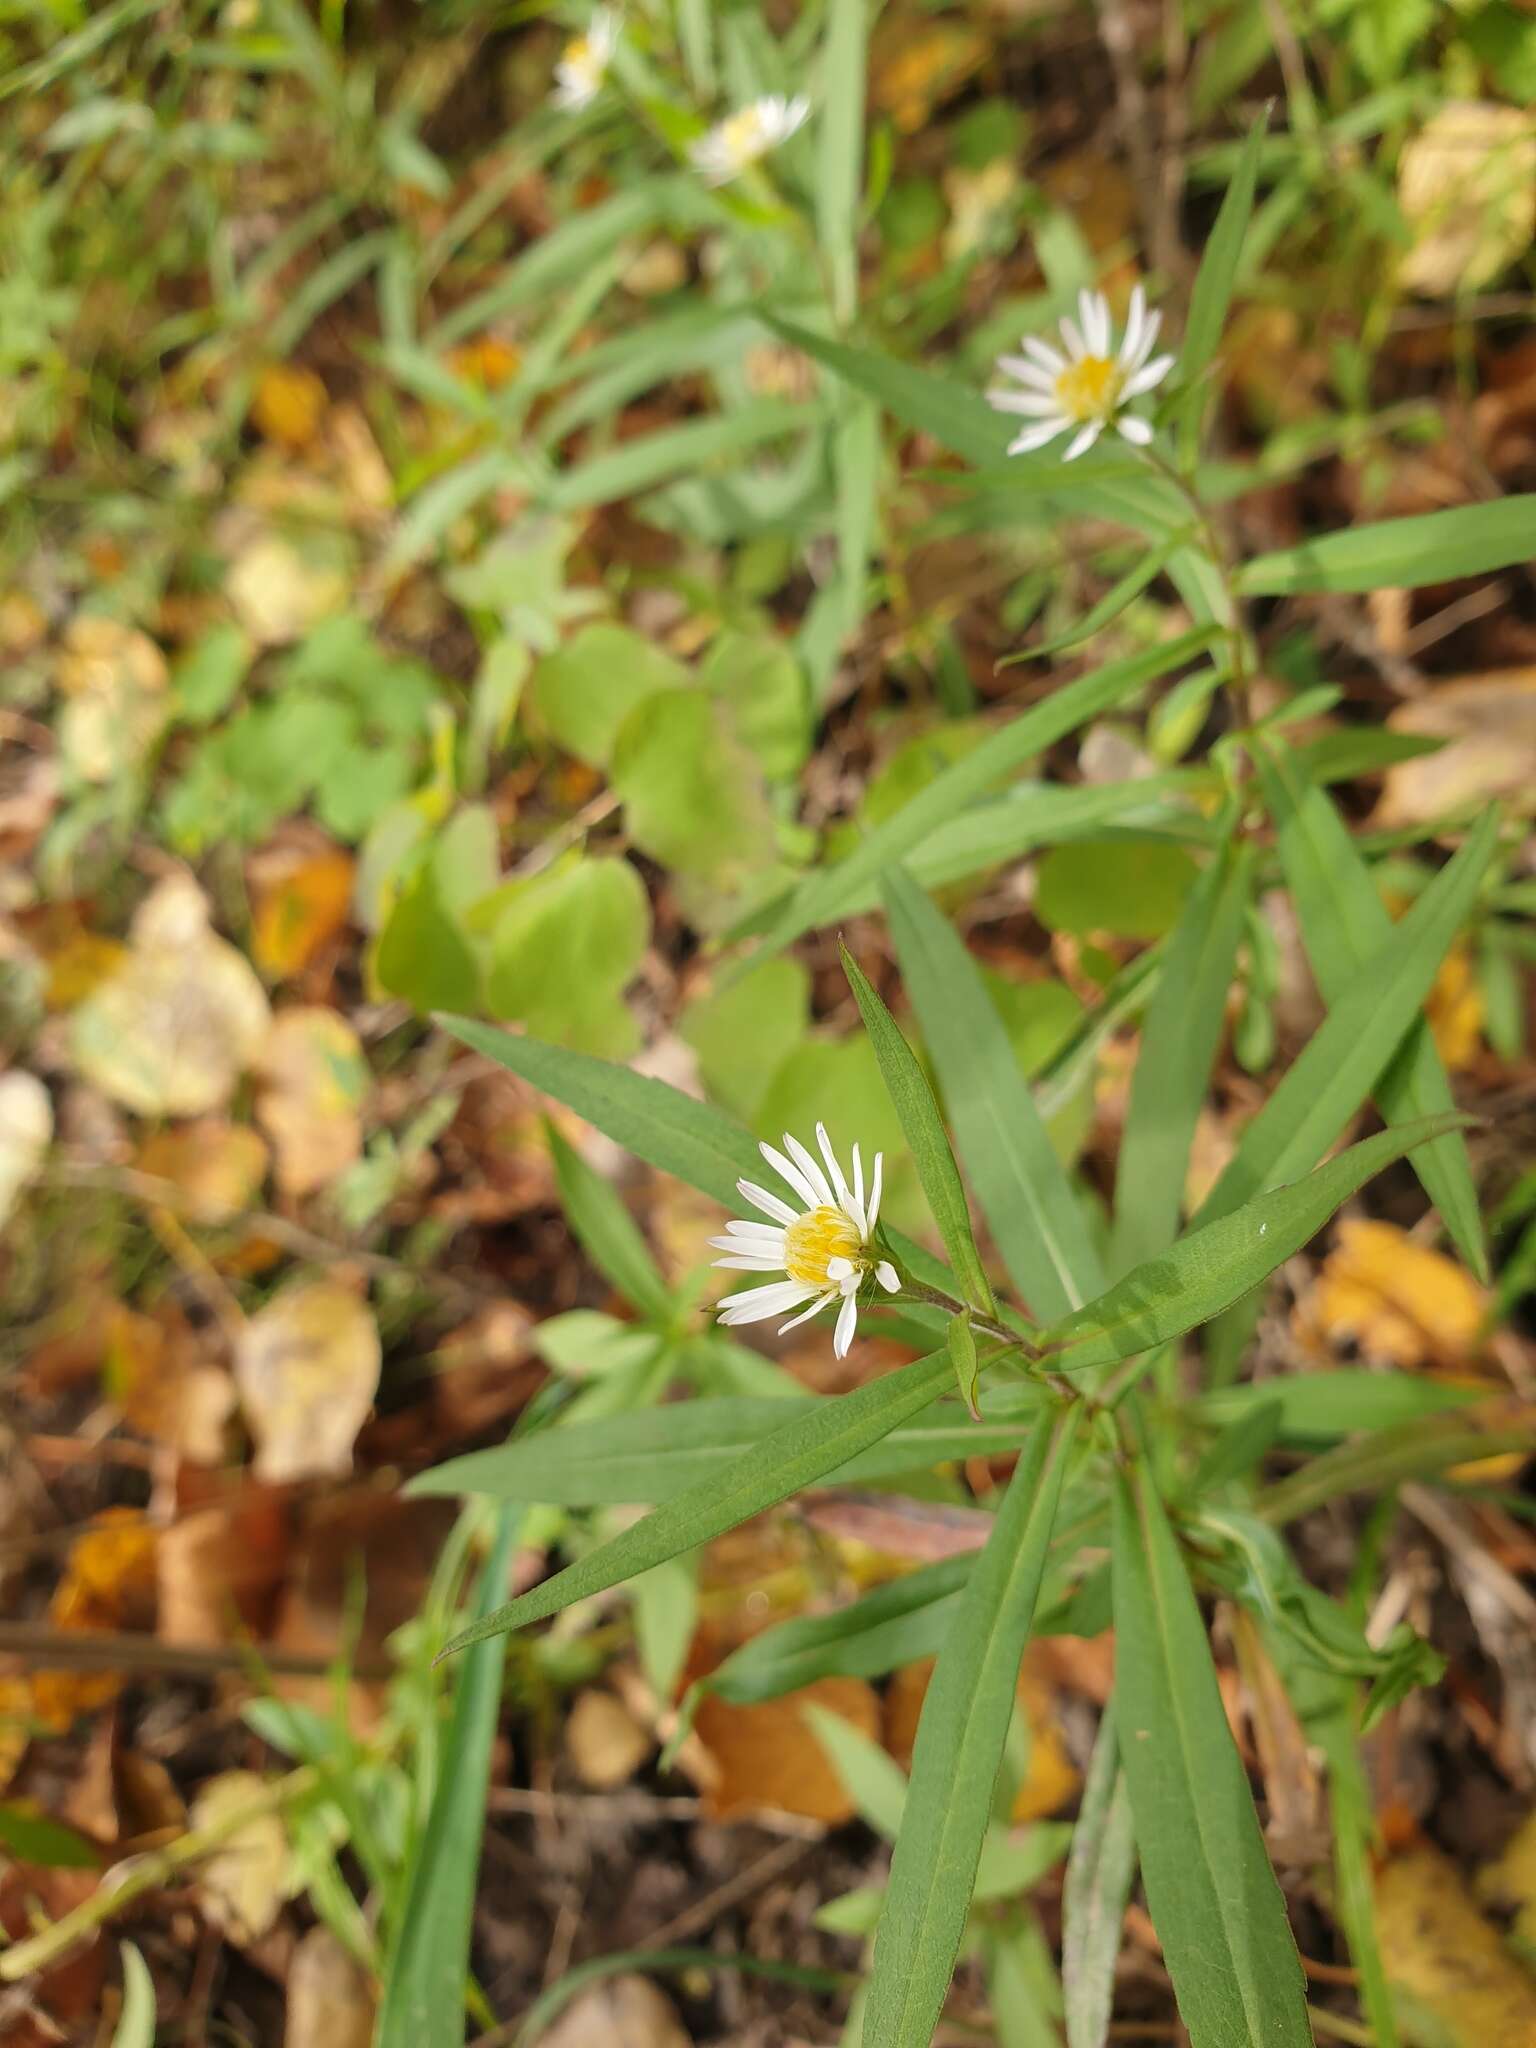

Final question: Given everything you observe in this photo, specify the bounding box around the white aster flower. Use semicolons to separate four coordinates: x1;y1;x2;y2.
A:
552;9;619;110
987;285;1176;461
690;94;810;185
712;1125;901;1359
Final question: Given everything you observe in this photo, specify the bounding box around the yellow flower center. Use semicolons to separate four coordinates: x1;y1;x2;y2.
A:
1054;355;1121;423
720;107;765;165
783;1206;863;1289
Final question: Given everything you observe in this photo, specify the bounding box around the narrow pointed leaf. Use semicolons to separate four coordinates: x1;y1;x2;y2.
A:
1112;1467;1311;2048
111;1947;156;2048
1062;1709;1137;2048
1035;1115;1469;1374
1176;109;1268;464
1258;1401;1536;1525
817;0;868;326
1109;834;1251;1276
1194;805;1498;1228
1253;736;1485;1276
546;1121;673;1321
883;866;1102;1319
1238;495;1536;594
749;626;1220;961
842;943;996;1315
864;1406;1080;2045
437;1348;954;1658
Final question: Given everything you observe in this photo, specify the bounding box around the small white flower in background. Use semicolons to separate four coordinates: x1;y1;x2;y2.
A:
552;8;619;111
690;94;810;185
712;1125;900;1359
988;285;1175;461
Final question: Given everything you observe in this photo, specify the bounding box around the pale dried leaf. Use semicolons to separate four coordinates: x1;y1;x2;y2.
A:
1380;670;1536;824
0;1070;52;1227
285;1926;375;2048
1398;103;1536;297
234;1282;381;1483
565;1689;652;1790
256;1008;367;1198
191;1772;293;1945
540;1975;693;2048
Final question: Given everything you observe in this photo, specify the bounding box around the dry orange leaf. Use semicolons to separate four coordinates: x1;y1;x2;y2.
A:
871;20;988;132
1426;944;1486;1072
105;1300;234;1464
444;335;522;391
137;1119;269;1224
1376;1844;1536;2043
234;1280;381;1483
565;1688;653;1790
32;1509;158;1732
251;846;356;981
252;364;329;451
884;1656;1080;1823
1300;1218;1488;1373
157;1489;289;1649
692;1675;880;1822
255;1007;368;1198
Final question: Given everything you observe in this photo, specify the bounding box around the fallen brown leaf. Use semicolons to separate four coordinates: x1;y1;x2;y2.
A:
1376;1843;1536;2042
256;1007;368;1198
234;1280;381;1483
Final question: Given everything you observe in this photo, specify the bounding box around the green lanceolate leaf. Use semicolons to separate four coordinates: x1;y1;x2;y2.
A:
883;866;1102;1320
864;1406;1081;2046
1257;1402;1536;1525
1253;735;1485;1277
436;1349;955;1659
1111;1467;1311;2048
111;1946;156;2048
1194;804;1499;1228
546;1119;674;1322
948;1310;981;1418
435;1015;959;1298
842;942;997;1316
1196;1368;1483;1442
1238;495;1536;594
1034;1116;1468;1374
751;626;1220;961
377;1510;517;2047
817;0;868;327
409;1392;1035;1507
1109;833;1252;1276
1062;1709;1137;2048
1176;108;1269;465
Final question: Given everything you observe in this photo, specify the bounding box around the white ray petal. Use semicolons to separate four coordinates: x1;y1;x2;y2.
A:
1116;414;1154;445
1059;316;1086;361
875;1261;900;1293
759;1141;820;1210
1008;419;1067;455
1128;307;1162;371
988;389;1064;417
815;1123;853;1212
718;1279;816;1320
1122;353;1174;398
713;1254;792;1271
867;1152;884;1232
783;1131;835;1208
737;1178;798;1225
723;1220;785;1240
1080;288;1110;357
826;1256;854;1282
833;1293;859;1357
779;1290;836;1334
1062;421;1103;461
708;1230;783;1252
1120;284;1146;371
1022;335;1067;374
994;354;1059;392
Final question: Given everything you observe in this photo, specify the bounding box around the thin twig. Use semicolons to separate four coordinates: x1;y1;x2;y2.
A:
639;1835;817;1949
0;1618;393;1682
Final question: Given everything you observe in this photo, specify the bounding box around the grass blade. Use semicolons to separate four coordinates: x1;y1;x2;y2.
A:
409;1393;1034;1506
1253;736;1485;1277
817;0;868;326
377;1510;516;2047
842;942;997;1314
753;626;1219;961
1257;1401;1536;1524
1193;805;1498;1227
1034;1115;1469;1374
1176;109;1268;465
437;1349;955;1658
546;1120;673;1321
1109;833;1251;1276
1062;1710;1136;2048
883;866;1103;1319
111;1946;156;2048
1237;495;1536;594
1112;1466;1311;2048
864;1407;1080;2045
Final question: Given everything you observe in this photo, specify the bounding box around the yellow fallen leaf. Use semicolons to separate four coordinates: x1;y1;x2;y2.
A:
255;1007;368;1198
1376;1844;1536;2043
70;875;271;1117
54;615;169;783
565;1688;653;1790
32;1509;159;1732
286;1926;375;2048
138;1120;269;1224
252;364;328;451
227;533;347;646
251;845;356;980
234;1281;381;1483
1426;943;1485;1072
444;335;521;390
105;1301;235;1465
1380;671;1536;825
191;1772;294;1945
1300;1218;1488;1372
1478;1809;1536;1952
0;1070;52;1228
1397;102;1536;298
871;20;988;132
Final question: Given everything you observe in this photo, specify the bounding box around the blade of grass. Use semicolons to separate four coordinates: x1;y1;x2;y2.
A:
1176;109;1269;466
1257;1402;1536;1524
111;1946;156;2048
1253;735;1486;1277
1112;1467;1311;2048
817;0;868;326
1237;496;1536;594
1034;1115;1469;1374
864;1407;1080;2045
883;866;1103;1319
376;1509;516;2047
437;1348;957;1659
1193;805;1499;1227
1062;1709;1136;2048
842;942;997;1315
1109;833;1251;1276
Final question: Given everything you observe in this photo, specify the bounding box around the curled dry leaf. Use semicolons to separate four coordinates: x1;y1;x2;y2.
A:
137;1120;269;1224
256;1008;368;1198
1397;103;1536;298
54;616;169;784
0;1069;52;1228
71;876;271;1117
1379;670;1536;825
234;1281;381;1483
190;1771;294;1945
